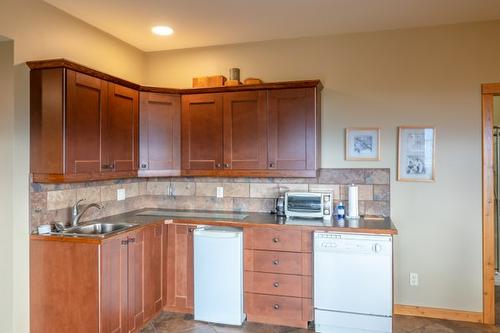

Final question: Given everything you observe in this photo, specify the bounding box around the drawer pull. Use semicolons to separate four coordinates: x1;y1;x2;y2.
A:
273;260;280;265
273;282;280;288
121;240;128;246
273;237;279;243
128;237;135;243
273;304;280;310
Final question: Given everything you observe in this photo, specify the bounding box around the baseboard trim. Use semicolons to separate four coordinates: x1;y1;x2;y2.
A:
394;304;483;324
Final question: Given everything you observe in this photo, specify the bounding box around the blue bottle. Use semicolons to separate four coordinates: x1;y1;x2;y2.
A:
336;202;345;220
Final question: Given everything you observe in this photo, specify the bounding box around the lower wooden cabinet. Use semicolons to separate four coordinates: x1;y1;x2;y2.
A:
162;223;195;313
31;223;163;333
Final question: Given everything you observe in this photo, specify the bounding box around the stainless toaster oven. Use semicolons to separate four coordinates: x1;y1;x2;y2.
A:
284;192;333;219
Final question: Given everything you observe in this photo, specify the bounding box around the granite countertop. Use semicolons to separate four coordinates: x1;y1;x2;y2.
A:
31;208;397;243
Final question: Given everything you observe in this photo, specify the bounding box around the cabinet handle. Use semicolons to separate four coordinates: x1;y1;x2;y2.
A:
273;259;280;266
273;304;280;310
224;163;230;168
128;237;135;243
273;282;280;288
269;162;275;168
273;237;279;243
121;240;128;246
102;164;115;170
216;163;222;169
188;227;195;233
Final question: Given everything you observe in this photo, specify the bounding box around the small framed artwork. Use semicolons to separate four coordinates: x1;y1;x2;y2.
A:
345;128;380;161
398;126;436;182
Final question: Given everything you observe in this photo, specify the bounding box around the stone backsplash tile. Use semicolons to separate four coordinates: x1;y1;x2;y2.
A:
249;183;279;198
32;168;390;230
318;169;365;184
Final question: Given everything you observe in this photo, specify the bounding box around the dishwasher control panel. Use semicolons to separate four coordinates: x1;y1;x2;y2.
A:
314;232;392;256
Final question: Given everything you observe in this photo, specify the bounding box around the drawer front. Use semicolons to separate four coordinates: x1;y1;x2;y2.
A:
245;271;312;298
245;250;312;275
247;228;303;252
245;293;303;320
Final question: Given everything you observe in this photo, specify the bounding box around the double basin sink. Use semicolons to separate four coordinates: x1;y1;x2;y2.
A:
55;222;138;238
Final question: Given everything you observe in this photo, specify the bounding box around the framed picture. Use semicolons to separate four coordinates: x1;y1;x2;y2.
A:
398;126;435;182
345;128;380;161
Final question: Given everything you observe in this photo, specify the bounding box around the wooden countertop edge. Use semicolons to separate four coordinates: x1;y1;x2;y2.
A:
26;58;323;94
31;216;396;243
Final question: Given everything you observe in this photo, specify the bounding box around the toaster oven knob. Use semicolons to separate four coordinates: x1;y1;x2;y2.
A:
324;209;330;215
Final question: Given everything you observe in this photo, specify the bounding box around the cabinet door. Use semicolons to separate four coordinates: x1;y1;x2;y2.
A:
66;70;106;174
268;88;317;170
181;94;223;170
143;224;163;322
163;223;195;313
127;229;145;332
223;91;268;170
139;92;181;174
104;83;139;172
101;235;129;333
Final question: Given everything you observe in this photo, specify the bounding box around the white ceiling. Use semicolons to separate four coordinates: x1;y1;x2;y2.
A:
44;0;500;52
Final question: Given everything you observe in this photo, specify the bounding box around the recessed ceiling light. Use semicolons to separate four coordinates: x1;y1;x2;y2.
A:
152;25;174;36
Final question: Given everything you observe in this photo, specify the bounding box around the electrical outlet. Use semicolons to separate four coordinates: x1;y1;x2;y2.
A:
216;186;224;198
117;188;126;201
409;272;419;286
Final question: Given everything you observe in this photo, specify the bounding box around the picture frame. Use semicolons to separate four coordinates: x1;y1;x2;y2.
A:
397;126;436;182
345;128;380;161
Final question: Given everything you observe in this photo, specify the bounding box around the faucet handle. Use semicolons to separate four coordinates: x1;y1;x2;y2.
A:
73;199;85;215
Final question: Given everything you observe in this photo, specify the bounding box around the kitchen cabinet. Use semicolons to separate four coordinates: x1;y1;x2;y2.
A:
143;223;163;322
243;227;313;328
30;225;162;333
268;88;318;171
104;83;139;173
181;88;320;177
181;93;223;171
30;67;139;183
139;92;181;176
163;223;195;313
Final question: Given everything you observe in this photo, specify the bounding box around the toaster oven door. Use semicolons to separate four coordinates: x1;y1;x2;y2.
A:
285;193;323;218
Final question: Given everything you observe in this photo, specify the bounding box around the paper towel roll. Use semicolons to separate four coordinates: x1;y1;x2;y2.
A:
347;185;359;219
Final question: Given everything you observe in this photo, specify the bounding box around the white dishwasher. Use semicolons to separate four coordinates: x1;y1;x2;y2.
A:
194;226;245;326
314;232;393;333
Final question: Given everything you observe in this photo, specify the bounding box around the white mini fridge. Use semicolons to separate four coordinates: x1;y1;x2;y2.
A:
193;226;245;325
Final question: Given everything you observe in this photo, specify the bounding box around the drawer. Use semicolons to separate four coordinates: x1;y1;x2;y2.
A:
245;293;312;322
245;227;312;252
244;250;312;275
244;271;312;298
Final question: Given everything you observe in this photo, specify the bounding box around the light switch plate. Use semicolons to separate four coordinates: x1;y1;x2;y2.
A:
409;272;419;286
117;188;126;201
216;186;224;198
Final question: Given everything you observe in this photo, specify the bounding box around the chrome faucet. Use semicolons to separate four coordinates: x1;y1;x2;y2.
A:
71;199;102;227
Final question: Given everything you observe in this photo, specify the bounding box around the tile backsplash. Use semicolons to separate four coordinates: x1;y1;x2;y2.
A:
30;168;390;231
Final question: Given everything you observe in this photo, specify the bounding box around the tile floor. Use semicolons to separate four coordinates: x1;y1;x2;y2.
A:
140;312;500;333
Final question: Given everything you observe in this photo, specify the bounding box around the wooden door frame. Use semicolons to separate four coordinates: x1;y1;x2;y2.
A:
482;83;500;325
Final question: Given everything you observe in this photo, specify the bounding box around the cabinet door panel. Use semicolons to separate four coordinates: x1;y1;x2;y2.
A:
223;91;268;170
163;223;195;313
101;236;129;333
268;88;316;170
127;229;145;332
143;224;163;321
181;94;223;170
104;83;139;172
66;70;105;174
139;92;181;173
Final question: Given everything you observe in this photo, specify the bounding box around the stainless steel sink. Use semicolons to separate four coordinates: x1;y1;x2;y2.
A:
59;223;137;237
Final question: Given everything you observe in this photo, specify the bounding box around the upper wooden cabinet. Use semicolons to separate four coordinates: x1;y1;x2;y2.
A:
223;91;268;170
181;93;223;171
30;67;139;182
268;88;318;171
139;92;181;176
28;59;321;181
181;87;320;177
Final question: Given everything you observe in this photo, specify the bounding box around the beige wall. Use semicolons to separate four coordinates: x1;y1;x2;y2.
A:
0;0;145;83
144;21;500;312
0;40;14;333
